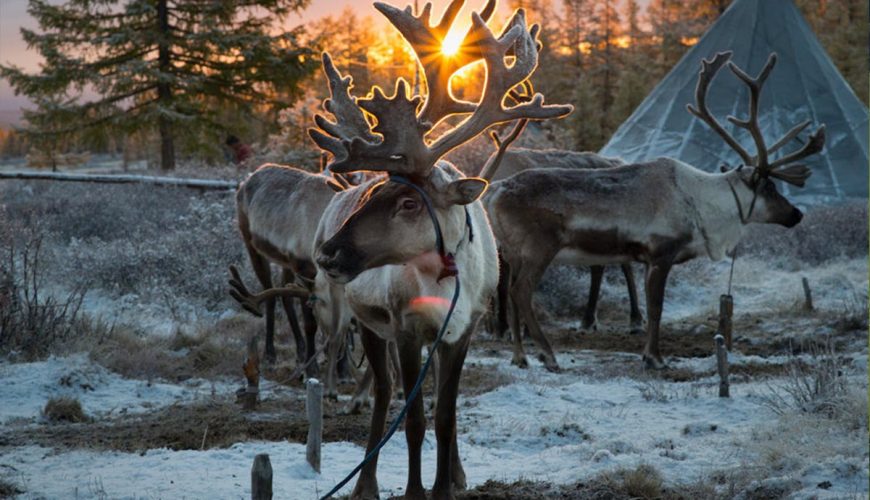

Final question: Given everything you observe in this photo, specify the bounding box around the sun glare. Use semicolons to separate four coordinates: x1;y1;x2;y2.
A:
441;32;463;56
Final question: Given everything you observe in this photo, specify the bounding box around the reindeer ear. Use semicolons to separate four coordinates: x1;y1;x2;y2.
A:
720;164;729;173
444;178;488;205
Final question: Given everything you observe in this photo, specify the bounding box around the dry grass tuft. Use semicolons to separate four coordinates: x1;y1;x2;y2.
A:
598;464;664;499
87;315;257;383
44;396;89;423
757;336;854;421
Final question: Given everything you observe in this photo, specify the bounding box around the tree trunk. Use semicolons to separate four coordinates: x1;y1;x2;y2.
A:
157;0;175;171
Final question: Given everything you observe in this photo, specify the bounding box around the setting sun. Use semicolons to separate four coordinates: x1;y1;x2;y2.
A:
441;31;462;56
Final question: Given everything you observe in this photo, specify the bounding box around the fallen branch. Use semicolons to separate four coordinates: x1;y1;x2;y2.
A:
0;170;239;191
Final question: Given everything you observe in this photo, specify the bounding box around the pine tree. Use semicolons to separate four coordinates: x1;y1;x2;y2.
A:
0;0;317;170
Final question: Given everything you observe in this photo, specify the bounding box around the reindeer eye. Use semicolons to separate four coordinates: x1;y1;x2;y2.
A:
401;199;418;211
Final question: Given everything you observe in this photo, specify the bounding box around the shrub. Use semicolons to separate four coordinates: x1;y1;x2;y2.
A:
44;396;89;423
0;212;85;358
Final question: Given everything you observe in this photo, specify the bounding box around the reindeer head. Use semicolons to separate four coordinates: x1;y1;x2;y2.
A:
688;51;826;228
312;0;571;284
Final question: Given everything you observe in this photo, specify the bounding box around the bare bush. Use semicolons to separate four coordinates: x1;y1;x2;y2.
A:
757;337;852;419
0;213;85;358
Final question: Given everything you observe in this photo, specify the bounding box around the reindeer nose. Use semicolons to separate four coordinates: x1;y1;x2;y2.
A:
316;245;340;271
785;207;803;228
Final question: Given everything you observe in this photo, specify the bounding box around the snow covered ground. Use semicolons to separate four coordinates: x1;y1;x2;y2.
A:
0;258;870;500
1;348;866;499
0;354;238;424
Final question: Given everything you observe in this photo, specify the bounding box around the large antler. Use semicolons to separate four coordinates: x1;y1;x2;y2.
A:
308;53;378;166
310;2;572;177
374;0;496;127
687;51;826;187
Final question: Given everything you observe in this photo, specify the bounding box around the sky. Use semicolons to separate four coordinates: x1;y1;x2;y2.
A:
0;0;654;126
0;0;523;123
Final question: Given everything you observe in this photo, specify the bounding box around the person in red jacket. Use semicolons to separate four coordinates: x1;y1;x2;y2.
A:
225;135;254;166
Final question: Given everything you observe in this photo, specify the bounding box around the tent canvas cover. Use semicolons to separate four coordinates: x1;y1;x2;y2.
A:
599;0;868;203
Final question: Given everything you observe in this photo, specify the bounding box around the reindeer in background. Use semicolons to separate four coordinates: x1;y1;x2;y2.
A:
486;51;824;370
479;130;645;352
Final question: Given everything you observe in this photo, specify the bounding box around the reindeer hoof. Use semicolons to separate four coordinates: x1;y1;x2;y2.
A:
511;354;529;369
642;354;667;370
579;320;598;334
539;354;561;373
350;480;380;500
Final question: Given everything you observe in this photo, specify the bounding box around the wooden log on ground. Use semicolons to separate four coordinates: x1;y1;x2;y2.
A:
251;453;273;500
715;334;730;398
802;277;814;311
718;294;733;350
0;170;239;191
306;378;323;473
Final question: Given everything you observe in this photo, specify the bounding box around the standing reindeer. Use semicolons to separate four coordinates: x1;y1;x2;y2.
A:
307;2;571;498
486;51;824;370
479;137;645;348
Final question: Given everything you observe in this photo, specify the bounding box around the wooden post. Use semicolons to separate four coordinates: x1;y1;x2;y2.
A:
241;335;260;411
251;453;273;500
718;294;733;350
715;334;730;398
801;277;814;311
306;378;323;473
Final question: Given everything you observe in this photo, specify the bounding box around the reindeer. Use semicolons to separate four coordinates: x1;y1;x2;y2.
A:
486;51;824;370
477;133;645;345
234;141;372;397
300;2;571;498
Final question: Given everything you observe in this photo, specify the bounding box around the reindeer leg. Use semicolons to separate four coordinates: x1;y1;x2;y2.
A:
496;255;511;339
511;260;559;372
351;327;391;500
509;296;527;368
581;266;603;333
643;261;672;369
432;331;472;499
301;300;320;379
397;336;426;500
245;244;277;364
388;341;403;401
428;347;440;411
324;321;343;401
279;268;306;366
621;263;645;335
336;330;354;382
346;362;373;415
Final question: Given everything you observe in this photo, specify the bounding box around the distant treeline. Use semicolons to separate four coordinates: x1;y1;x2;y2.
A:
1;0;866;165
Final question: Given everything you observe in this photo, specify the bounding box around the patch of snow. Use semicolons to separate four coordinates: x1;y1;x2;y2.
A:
3;354;866;499
0;355;237;423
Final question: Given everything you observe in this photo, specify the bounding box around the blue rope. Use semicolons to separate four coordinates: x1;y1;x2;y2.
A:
319;174;464;499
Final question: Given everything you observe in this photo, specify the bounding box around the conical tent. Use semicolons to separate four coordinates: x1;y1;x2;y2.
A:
599;0;868;203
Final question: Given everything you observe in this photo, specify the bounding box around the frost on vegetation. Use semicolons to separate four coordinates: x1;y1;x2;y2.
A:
756;336;862;426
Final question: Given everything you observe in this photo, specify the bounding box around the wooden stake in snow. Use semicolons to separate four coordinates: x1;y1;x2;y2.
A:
718;294;733;350
802;276;814;311
0;170;239;191
715;334;730;398
306;378;323;473
251;453;273;500
241;335;260;411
